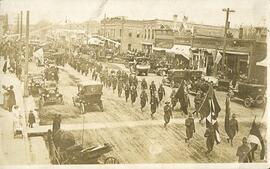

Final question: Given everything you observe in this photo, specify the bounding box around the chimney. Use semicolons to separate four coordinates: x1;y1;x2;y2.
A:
173;14;178;31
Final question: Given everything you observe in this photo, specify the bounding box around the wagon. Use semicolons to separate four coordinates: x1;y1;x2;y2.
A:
72;80;103;113
232;82;266;107
131;57;150;76
13;120;23;138
47;130;119;164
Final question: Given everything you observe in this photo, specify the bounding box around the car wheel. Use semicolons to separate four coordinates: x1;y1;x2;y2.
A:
244;97;252;108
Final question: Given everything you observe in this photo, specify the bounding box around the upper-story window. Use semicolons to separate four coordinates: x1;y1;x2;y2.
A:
152;30;155;39
129;32;132;37
148;29;150;39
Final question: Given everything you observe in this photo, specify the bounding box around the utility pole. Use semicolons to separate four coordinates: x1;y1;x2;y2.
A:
17;13;20;34
221;8;235;74
20;11;23;39
24;10;29;97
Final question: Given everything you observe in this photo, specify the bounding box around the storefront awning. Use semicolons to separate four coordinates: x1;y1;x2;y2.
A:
256;58;268;67
166;45;191;60
153;47;167;51
219;50;249;55
141;42;153;45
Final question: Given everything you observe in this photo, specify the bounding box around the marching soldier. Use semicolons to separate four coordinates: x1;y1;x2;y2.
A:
112;76;118;93
170;89;177;110
130;85;137;106
141;78;148;90
204;126;215;154
117;79;124;97
236;137;252;163
194;90;203;118
227;113;238;146
140;90;148;112
150;93;159;119
149;81;156;96
158;84;165;103
185;113;195;143
163;101;172;129
124;83;130;102
133;75;138;89
128;74;133;86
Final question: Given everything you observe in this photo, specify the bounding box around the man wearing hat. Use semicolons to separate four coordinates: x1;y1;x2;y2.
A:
227;113;238;146
236;137;252;163
163;101;172;128
7;85;16;112
194;90;203;118
185;113;195;143
28;110;36;128
140;90;148;112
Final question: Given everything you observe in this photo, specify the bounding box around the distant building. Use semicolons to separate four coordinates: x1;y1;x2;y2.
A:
0;15;7;37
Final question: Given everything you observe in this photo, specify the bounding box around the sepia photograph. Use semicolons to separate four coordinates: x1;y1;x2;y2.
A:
0;0;268;168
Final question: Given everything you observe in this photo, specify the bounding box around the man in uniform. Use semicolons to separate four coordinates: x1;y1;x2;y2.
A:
185;113;195;143
227;113;238;146
236;137;252;163
170;89;177;110
204;125;215;154
130;85;137;106
117;79;124;97
133;75;138;89
128;74;133;86
140;90;148;111
194;90;203;118
150;92;159;119
158;84;165;104
124;83;130;102
149;81;156;96
141;78;148;90
163;101;172;129
112;75;118;93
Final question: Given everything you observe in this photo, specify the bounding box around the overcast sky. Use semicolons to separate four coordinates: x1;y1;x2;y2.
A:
1;0;268;27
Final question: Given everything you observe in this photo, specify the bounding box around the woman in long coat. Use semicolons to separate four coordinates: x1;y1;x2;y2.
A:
7;85;16;112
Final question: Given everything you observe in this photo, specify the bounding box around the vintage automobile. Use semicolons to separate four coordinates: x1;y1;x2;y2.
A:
47;130;119;164
44;65;59;81
131;57;151;76
217;79;231;91
39;81;63;107
28;73;44;96
156;63;172;76
72;81;103;113
231;82;266;107
162;69;189;88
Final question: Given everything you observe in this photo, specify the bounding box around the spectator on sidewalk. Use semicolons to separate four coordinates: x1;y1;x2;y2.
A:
52;114;61;133
6;85;16;112
2;60;8;74
28;110;36;128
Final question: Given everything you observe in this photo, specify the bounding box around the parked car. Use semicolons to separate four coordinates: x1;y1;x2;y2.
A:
72;81;103;113
39;81;63;107
28;73;44;96
231;82;266;107
131;57;150;76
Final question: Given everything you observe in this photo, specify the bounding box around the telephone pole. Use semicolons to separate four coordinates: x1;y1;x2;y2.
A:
20;11;23;39
221;8;235;73
24;10;29;97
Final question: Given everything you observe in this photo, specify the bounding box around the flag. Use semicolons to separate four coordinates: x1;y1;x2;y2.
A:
248;119;265;160
198;84;221;118
175;81;185;102
198;84;221;143
214;51;222;64
224;97;231;138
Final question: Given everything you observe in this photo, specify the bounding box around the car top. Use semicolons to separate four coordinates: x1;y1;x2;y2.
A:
78;80;102;87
